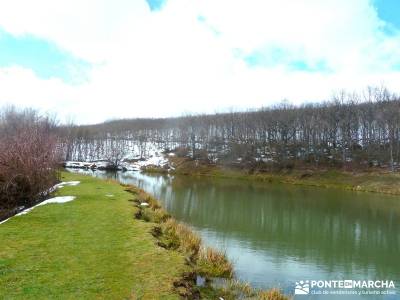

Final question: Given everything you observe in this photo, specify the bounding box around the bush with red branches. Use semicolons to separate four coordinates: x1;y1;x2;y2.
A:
0;107;60;216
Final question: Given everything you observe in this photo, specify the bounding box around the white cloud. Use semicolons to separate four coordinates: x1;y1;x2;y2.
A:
0;0;399;124
0;66;74;111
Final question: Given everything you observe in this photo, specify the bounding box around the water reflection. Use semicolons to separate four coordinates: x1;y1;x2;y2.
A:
68;169;400;299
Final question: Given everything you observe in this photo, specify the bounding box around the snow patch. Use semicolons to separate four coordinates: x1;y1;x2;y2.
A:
133;155;168;169
55;181;80;188
64;142;173;172
0;218;10;225
1;196;76;225
46;181;80;194
64;161;95;168
120;162;141;171
29;196;75;212
1;181;80;225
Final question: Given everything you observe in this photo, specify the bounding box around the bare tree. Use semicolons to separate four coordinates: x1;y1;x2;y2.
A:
60;87;400;172
0;107;60;215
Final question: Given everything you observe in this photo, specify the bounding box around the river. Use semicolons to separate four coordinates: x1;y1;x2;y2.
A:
67;169;400;299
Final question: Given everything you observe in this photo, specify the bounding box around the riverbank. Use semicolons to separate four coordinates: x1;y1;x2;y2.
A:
0;172;288;299
159;157;400;196
0;173;187;299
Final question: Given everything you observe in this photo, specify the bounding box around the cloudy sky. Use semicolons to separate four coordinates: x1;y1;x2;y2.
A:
0;0;399;124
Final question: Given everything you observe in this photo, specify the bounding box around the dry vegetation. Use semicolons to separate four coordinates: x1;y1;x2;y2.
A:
62;87;400;173
196;247;234;278
208;280;289;300
0;107;60;220
123;184;288;299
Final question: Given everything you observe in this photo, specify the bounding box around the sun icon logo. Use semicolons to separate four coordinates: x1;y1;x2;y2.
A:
295;280;310;295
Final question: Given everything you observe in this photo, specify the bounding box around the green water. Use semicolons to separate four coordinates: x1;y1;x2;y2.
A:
70;169;400;299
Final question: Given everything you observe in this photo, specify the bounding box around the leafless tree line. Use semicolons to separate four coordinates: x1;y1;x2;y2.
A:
0;107;60;215
60;87;400;171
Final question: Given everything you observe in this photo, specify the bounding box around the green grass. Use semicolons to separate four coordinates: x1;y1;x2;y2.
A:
0;173;187;300
125;186;286;299
0;172;289;299
125;185;233;279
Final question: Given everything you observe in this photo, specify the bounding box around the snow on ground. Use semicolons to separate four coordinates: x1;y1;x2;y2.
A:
64;161;95;168
65;142;170;171
0;196;76;225
120;154;168;171
15;196;76;217
132;155;168;169
45;181;81;194
64;161;113;169
119;162;141;171
123;142;169;169
54;181;80;188
0;181;80;225
0;218;11;225
122;141;164;161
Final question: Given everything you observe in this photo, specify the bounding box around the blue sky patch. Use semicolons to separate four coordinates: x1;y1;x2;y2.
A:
197;15;206;23
0;29;91;84
241;47;331;73
242;47;286;67
288;60;331;72
393;63;400;71
146;0;167;11
374;0;400;32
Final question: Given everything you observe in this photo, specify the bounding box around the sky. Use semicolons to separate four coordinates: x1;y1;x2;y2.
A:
0;0;399;124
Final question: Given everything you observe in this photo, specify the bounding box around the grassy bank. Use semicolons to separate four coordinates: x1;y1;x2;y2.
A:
161;157;400;196
0;173;186;299
0;172;288;299
122;184;288;299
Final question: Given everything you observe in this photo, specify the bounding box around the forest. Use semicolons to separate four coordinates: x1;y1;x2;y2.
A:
1;87;399;299
3;87;400;216
61;87;400;171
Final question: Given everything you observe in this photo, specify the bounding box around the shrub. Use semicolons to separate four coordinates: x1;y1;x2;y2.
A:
198;278;289;300
196;247;234;278
160;219;201;259
140;207;170;223
258;288;288;300
0;107;60;210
